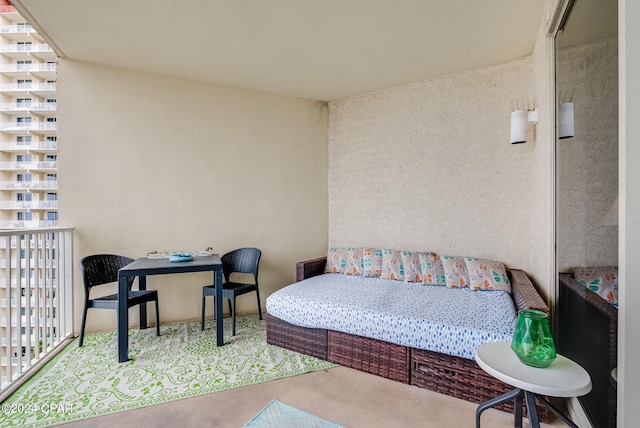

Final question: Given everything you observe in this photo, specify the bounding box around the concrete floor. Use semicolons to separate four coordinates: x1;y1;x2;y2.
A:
59;366;564;428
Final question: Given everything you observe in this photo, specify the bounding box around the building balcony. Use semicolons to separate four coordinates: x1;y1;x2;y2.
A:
0;200;58;210
0;102;57;117
0;180;58;191
0;122;57;135
0;44;56;61
0;140;58;153
0;220;58;229
0;161;58;171
0;62;56;80
0;24;38;43
0;24;34;34
0;82;56;98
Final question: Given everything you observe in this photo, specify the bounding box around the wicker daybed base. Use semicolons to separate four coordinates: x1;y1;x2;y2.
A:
266;257;551;421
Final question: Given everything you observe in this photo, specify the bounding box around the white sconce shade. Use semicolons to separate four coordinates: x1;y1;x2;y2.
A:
510;109;538;144
559;102;575;139
511;110;528;144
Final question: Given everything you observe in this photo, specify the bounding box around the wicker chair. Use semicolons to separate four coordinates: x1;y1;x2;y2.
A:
78;254;160;347
201;247;262;336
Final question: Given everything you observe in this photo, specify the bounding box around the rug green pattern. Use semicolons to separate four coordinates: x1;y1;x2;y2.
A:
0;314;335;427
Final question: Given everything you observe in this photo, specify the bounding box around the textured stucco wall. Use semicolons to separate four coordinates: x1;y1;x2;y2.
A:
57;60;328;333
328;59;535;272
557;37;619;271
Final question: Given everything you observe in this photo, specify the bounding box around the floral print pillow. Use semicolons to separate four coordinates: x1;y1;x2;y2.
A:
574;266;618;306
362;247;383;277
343;248;363;276
381;249;404;281
324;247;345;274
440;255;469;288
464;257;511;292
402;251;424;283
419;254;446;286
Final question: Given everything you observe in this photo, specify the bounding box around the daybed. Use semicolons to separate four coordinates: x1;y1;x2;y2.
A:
266;250;551;419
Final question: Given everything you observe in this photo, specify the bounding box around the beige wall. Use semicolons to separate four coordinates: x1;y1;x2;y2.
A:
57;60;328;333
327;59;537;280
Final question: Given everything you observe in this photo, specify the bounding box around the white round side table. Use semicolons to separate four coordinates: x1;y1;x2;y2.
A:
475;341;592;428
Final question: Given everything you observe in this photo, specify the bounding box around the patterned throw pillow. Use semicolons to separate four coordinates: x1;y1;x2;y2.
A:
362;247;383;277
419;254;446;286
381;249;404;281
440;255;469;288
402;251;424;283
574;266;618;306
343;248;363;276
464;257;511;292
324;247;345;274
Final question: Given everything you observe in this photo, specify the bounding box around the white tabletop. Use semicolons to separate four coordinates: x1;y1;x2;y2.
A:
475;342;592;397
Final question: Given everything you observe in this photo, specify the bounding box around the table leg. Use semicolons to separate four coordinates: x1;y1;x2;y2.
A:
118;276;129;363
138;276;148;329
524;391;540;428
514;390;523;428
476;388;523;428
215;269;224;346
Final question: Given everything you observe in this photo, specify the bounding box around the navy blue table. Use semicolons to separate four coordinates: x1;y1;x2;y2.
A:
117;255;224;362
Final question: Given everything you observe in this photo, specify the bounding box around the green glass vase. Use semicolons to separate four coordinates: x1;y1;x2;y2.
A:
511;309;556;368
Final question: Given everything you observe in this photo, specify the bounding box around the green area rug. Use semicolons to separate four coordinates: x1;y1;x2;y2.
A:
0;314;335;427
243;399;345;428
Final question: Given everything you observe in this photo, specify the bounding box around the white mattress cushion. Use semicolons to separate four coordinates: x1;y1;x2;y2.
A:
266;274;517;360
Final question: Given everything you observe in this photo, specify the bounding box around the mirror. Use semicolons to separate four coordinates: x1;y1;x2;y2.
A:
555;0;618;427
556;1;619;271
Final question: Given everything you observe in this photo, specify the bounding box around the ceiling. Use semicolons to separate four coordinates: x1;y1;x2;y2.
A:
11;0;550;102
557;0;618;48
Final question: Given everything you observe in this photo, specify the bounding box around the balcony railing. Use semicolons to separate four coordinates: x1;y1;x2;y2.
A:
0;102;57;113
0;200;58;210
0;82;57;92
0;63;57;73
0;44;53;54
0;181;58;190
0;161;58;170
0;122;57;132
0;228;73;392
0;24;34;34
0;220;58;230
0;141;58;152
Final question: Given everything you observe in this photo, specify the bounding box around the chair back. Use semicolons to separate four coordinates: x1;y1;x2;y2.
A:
221;248;261;284
79;254;135;292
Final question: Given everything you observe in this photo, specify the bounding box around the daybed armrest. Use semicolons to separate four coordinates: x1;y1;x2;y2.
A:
559;273;618;320
296;257;327;281
507;269;549;315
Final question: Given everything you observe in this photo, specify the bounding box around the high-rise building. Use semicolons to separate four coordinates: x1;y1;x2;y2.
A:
0;0;59;388
0;0;58;230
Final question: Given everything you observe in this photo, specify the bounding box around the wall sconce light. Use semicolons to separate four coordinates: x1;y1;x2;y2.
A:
510;108;538;144
559;102;575;139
